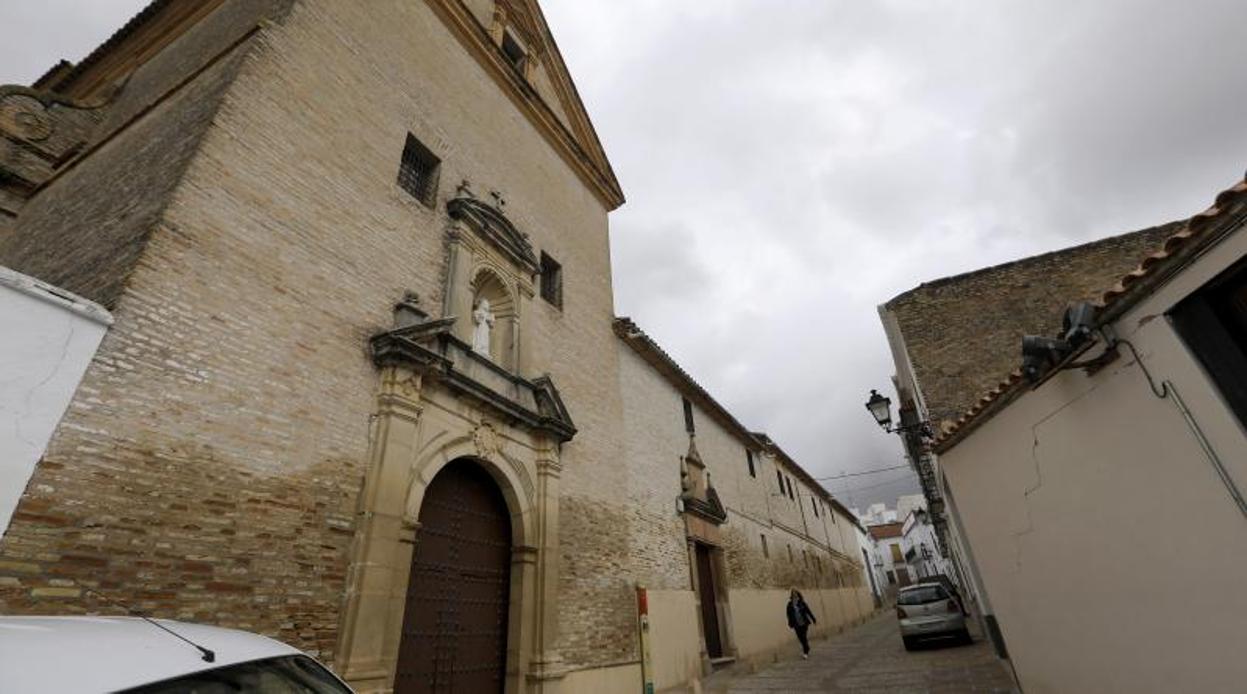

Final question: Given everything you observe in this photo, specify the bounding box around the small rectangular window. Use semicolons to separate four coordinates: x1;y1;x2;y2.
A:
397;133;440;207
786;476;795;500
775;468;784;492
812;497;818;516
539;252;563;309
760;534;769;558
682;397;695;434
746;450;756;477
787;545;793;563
501;30;528;74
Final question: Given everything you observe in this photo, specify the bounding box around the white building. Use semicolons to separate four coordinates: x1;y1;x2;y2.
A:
0;267;111;538
895;494;925;522
867;521;909;589
853;522;887;605
901;508;950;581
855;502;897;526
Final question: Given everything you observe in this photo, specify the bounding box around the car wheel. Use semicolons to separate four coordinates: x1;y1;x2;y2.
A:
902;636;916;651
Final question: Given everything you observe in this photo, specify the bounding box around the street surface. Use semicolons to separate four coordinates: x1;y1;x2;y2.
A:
704;610;1016;693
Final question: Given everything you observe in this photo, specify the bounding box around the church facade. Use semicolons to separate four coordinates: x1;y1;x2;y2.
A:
0;1;871;692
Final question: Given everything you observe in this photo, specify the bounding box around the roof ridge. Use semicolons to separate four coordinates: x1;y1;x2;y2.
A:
885;222;1182;306
932;176;1247;452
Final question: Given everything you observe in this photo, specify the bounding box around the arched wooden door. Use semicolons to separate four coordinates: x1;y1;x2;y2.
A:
395;459;512;693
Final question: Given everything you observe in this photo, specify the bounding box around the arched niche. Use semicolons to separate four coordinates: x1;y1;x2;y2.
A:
470;265;519;370
442;194;537;375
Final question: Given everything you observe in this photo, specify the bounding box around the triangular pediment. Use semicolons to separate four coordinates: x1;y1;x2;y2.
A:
430;0;624;209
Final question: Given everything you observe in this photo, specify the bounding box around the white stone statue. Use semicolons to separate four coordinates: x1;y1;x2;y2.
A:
471;298;495;356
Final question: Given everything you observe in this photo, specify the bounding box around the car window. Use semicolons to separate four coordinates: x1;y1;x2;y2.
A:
897;585;948;605
120;655;352;694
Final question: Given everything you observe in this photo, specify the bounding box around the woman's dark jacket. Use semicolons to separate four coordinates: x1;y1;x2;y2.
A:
786;598;816;629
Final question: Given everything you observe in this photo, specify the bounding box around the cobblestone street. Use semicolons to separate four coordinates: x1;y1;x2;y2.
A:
705;611;1016;693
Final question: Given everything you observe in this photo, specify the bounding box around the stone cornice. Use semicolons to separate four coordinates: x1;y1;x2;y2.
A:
448;197;540;274
370;323;576;442
426;0;625;211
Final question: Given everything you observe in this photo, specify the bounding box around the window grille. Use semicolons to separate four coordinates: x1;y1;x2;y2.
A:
397;133;440;207
540;252;563;309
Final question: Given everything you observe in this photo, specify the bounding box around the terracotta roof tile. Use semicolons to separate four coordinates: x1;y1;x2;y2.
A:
885;224;1177;428
932;177;1247;451
868;522;904;540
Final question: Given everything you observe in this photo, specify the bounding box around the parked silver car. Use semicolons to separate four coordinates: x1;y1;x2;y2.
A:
896;583;970;650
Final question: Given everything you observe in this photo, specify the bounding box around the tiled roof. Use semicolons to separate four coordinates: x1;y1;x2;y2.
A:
868;522;904;540
33;0;174;91
885;224;1178;429
932;176;1247;452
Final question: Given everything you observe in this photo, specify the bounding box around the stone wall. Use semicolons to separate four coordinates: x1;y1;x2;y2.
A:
884;224;1179;427
0;0;291;309
0;0;625;673
615;336;871;680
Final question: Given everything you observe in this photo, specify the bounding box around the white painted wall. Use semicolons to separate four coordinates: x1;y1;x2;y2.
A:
0;267;111;538
939;224;1247;692
901;510;950;580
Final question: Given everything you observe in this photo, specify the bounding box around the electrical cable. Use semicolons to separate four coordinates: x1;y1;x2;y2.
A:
815;463;911;481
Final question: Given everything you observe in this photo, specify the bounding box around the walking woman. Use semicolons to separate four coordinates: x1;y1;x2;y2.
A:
786;588;817;658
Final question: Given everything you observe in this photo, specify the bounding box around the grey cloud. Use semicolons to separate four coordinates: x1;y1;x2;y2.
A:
5;0;1244;508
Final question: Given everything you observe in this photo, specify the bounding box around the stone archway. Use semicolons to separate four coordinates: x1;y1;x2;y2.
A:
395;458;513;694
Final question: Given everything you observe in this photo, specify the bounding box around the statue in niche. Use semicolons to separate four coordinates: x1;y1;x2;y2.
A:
472;298;495;356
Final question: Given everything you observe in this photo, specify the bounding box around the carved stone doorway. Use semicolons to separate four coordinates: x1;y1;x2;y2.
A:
694;542;723;659
394;459;512;694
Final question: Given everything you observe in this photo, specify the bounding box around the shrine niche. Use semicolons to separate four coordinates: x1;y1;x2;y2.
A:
442;188;538;374
469;265;516;368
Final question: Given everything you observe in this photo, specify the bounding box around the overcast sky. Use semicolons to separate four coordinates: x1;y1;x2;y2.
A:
4;0;1245;510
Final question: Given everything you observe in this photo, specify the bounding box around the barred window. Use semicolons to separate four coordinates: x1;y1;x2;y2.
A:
540;252;563;309
397;133;440;207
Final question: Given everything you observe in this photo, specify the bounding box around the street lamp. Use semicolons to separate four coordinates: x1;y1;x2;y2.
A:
864;389;931;437
865;389;893;430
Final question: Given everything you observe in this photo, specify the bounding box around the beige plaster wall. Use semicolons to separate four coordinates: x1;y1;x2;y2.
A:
646;589;702;690
560;662;642;694
726;587;868;663
940;224;1247;692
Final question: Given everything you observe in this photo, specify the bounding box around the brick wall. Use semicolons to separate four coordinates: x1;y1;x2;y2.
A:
0;0;627;671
